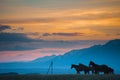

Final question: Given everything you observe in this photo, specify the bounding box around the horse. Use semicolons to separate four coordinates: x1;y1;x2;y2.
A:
71;64;82;74
105;67;114;74
79;63;91;74
79;63;95;74
89;66;95;74
89;61;109;74
71;64;93;74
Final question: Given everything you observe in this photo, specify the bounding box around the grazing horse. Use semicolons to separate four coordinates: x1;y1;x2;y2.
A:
89;61;108;74
71;64;82;74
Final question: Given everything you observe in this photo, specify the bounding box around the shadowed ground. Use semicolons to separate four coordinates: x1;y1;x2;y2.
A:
0;74;120;80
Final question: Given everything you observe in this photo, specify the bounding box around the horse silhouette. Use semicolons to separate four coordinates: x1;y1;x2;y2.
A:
71;64;82;74
79;63;89;74
71;64;94;74
89;61;112;74
71;61;114;75
105;67;114;74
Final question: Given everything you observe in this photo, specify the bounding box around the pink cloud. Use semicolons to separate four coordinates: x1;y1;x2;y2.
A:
0;40;106;62
0;48;72;62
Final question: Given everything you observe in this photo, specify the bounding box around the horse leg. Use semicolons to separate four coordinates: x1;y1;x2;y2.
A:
77;71;78;74
104;71;108;74
112;71;114;74
85;70;89;75
77;71;79;74
87;71;89;75
84;71;87;74
95;70;98;74
92;70;95;74
97;71;99;74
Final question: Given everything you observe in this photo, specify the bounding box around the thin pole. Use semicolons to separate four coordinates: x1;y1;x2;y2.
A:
47;65;50;74
47;61;53;74
51;61;53;74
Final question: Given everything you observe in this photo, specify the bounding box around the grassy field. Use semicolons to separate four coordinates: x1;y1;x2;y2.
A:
0;74;120;80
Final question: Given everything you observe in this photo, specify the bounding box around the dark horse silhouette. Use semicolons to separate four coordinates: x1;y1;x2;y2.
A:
89;61;114;74
71;64;93;74
71;64;82;74
79;63;94;74
106;67;114;74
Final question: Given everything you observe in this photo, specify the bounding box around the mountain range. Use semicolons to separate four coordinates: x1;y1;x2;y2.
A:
0;39;120;72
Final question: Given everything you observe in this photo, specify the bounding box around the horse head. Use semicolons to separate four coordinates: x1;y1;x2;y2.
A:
71;64;75;69
89;61;94;67
79;63;83;66
107;67;114;74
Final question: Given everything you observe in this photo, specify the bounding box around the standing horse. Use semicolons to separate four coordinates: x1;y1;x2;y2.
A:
79;63;95;74
89;61;108;74
71;64;93;74
71;64;82;74
79;63;90;74
105;67;114;74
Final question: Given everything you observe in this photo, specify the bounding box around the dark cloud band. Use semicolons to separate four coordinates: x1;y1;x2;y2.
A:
0;25;11;31
42;32;84;36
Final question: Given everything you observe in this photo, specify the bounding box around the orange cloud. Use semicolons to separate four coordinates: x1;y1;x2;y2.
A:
0;6;119;40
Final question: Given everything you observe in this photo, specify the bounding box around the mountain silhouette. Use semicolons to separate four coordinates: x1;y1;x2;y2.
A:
0;39;120;72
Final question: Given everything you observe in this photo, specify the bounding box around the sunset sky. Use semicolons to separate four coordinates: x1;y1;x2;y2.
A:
0;0;120;62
